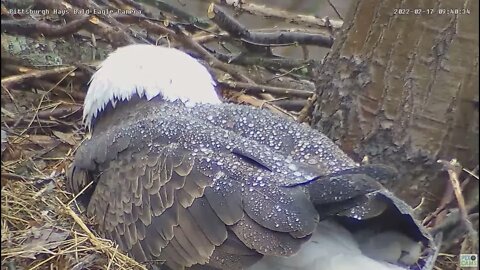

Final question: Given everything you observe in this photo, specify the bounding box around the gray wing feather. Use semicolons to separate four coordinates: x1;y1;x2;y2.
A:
187;197;227;246
192;103;356;175
193;103;396;219
230;214;307;256
67;103;323;269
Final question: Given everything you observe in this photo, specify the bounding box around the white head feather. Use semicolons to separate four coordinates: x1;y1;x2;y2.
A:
83;44;221;130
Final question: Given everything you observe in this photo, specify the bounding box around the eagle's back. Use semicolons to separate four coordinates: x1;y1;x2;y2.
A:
67;44;438;270
68;101;329;269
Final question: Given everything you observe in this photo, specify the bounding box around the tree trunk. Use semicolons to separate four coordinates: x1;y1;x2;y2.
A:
312;0;478;217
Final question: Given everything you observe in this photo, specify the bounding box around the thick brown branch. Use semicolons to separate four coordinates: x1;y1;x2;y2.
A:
136;0;211;28
219;81;314;98
33;0;135;47
209;49;313;70
172;28;253;83
210;4;334;48
214;0;343;29
271;99;307;111
1;17;90;38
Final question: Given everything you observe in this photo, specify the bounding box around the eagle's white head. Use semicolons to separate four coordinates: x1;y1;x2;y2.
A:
83;44;221;130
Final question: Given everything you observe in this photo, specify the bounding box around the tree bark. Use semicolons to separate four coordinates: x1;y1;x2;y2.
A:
312;0;478;216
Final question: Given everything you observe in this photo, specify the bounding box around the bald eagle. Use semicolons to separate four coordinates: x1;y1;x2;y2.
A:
67;44;438;270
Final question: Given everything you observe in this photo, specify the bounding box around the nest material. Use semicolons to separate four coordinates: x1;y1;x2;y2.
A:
0;63;144;268
1;1;477;270
1;177;146;269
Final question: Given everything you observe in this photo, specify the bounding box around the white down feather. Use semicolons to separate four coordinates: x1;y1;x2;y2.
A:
249;221;421;270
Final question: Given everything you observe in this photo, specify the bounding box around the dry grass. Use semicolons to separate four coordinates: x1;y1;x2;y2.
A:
0;62;147;269
1;146;145;270
1;176;145;270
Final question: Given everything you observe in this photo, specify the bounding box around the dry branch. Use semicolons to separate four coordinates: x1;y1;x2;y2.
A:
1;66;77;88
209;4;334;48
212;0;343;29
1;16;90;38
135;0;211;28
219;80;313;98
34;0;136;47
437;159;479;253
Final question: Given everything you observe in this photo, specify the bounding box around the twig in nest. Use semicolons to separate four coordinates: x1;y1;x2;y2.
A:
219;81;314;98
193;32;228;44
72;0;141;43
138;0;211;28
1;66;77;88
209;49;313;70
1;17;90;38
209;4;334;48
437;159;478;251
35;105;83;120
297;94;317;123
1;85;20;112
173;27;254;83
30;80;86;102
140;19;176;36
120;0;155;17
1;172;34;181
240;32;333;47
213;0;343;29
463;166;479;180
233;93;296;120
326;0;344;20
423;166;479;228
34;0;135;47
270;99;307;112
136;18;252;82
266;63;311;82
